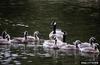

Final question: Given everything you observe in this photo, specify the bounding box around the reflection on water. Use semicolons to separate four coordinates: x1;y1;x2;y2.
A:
0;44;99;65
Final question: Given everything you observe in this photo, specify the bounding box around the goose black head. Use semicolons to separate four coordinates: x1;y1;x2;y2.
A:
2;31;7;39
89;37;96;45
50;20;56;26
24;31;28;39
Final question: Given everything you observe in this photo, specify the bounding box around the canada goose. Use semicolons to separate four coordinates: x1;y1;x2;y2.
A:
49;21;65;41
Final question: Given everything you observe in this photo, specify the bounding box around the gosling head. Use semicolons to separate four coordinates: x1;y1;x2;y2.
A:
89;37;96;45
74;40;81;48
34;31;40;39
34;31;39;35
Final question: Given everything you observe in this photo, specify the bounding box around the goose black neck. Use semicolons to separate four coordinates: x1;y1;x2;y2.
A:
55;39;57;45
53;25;56;34
24;31;28;40
63;32;66;42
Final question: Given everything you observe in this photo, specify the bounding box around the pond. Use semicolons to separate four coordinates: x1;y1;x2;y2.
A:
0;0;100;65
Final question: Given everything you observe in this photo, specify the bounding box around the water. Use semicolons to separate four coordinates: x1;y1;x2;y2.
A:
0;0;100;65
0;44;99;65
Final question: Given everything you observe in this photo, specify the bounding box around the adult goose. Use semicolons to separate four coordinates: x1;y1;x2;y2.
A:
49;21;65;41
